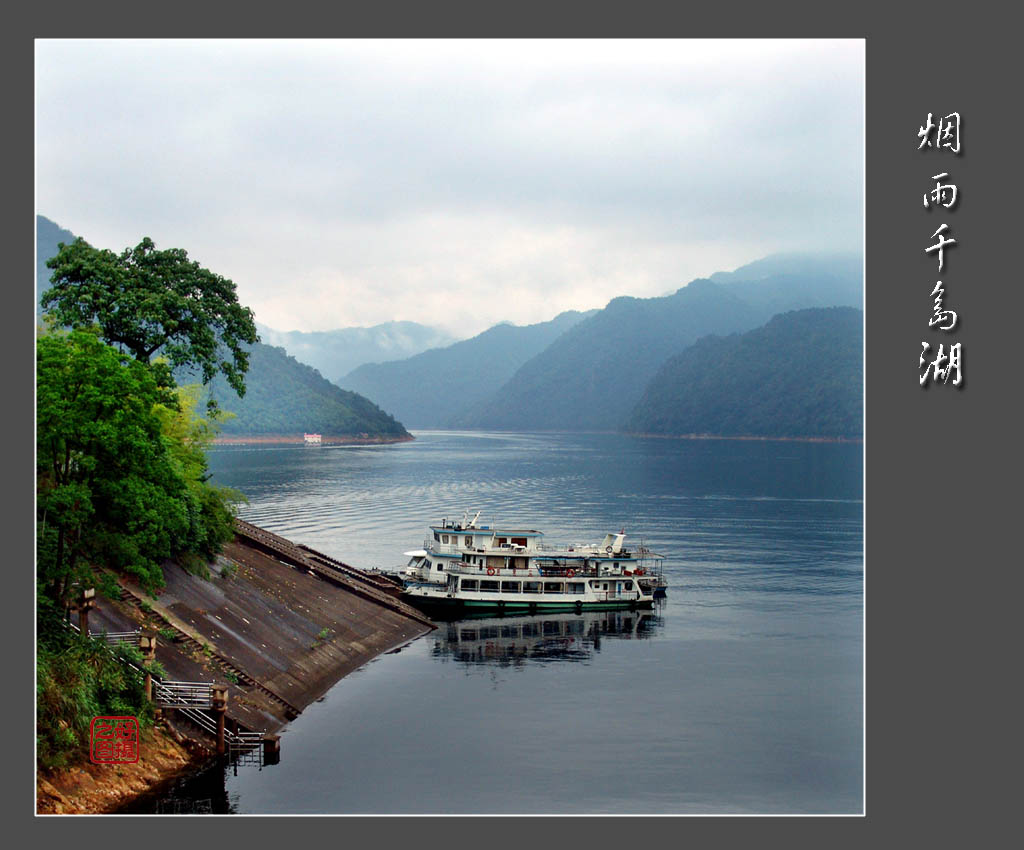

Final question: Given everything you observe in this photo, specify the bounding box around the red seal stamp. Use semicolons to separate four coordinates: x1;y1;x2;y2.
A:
90;716;139;764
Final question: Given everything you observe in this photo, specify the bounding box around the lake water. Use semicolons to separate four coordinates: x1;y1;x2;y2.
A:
128;430;863;814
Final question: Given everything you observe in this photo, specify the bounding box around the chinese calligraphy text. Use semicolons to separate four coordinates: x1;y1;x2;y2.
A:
918;112;963;388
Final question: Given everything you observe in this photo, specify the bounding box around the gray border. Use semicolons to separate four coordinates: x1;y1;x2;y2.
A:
865;7;1020;839
14;2;1020;845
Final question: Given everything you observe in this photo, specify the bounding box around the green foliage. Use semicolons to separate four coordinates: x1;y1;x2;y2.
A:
36;229;256;772
154;384;243;566
37;331;244;604
627;307;864;439
42;235;258;413
36;600;153;770
37;328;188;600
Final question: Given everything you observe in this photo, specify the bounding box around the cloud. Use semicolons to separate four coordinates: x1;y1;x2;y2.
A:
36;39;864;336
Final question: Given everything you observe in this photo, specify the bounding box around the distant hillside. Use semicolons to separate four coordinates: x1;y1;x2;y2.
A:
195;343;411;438
339;310;596;429
257;321;457;384
459;280;763;432
627;307;863;439
36;215;410;439
36;215;77;316
459;253;862;433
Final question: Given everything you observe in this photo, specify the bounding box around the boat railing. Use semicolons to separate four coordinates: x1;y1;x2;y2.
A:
425;537;662;561
445;561;659;581
425;537;542;554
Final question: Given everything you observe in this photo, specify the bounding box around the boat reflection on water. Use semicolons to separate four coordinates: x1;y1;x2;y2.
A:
429;605;664;668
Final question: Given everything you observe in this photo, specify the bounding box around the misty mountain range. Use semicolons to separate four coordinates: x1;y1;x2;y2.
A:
256;322;456;385
37;214;863;439
338;252;863;434
339;310;598;429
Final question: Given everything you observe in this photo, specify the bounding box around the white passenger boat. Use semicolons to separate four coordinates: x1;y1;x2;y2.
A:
396;512;667;615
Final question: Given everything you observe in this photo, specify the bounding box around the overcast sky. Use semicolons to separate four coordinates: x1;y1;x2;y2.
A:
36;39;863;338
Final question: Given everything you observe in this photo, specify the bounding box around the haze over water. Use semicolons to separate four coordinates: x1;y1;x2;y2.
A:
146;431;863;814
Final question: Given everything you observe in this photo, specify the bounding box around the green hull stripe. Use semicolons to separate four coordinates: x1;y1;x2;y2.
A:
409;598;653;613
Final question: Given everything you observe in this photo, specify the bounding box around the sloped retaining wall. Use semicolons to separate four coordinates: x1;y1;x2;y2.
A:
87;525;434;738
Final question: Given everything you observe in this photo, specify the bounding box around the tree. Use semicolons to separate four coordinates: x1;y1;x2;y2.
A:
42;236;258;411
152;384;243;567
36;329;189;603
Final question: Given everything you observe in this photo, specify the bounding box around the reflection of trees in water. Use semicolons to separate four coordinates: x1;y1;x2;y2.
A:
430;607;665;668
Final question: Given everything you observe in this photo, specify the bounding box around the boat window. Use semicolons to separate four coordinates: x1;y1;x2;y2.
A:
433;532;440;542
460;579;478;591
437;563;444;571
523;582;541;594
479;580;500;592
442;534;449;544
568;582;585;594
501;581;520;593
543;582;564;594
512;537;527;547
465;535;473;546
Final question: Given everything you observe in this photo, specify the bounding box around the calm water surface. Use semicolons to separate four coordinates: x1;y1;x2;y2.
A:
132;431;863;814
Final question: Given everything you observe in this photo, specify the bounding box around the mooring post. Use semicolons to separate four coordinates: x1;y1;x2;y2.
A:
77;587;96;635
263;733;281;766
211;685;228;755
139;634;157;702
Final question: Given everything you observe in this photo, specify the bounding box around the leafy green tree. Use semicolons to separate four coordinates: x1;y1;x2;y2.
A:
42;236;258;411
37;328;190;603
153;384;243;568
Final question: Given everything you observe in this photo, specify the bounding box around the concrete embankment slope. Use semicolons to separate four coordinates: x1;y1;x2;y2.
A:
88;521;434;737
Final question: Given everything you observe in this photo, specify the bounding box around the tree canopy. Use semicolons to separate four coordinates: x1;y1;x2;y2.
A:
36;329;240;605
37;328;186;601
42;236;258;409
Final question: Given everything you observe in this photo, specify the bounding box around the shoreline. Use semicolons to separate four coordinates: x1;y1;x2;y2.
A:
212;433;414;446
36;520;433;815
36;722;213;815
624;432;863;444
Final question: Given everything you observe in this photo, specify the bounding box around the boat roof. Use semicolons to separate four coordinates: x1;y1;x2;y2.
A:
431;525;544;536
